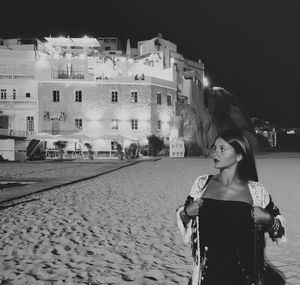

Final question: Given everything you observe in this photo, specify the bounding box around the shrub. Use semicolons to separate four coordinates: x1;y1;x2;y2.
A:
116;143;124;159
147;135;164;156
125;143;138;159
84;143;93;159
185;142;203;157
54;141;68;159
140;145;149;156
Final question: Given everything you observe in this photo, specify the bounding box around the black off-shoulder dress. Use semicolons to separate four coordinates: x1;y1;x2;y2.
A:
199;198;256;285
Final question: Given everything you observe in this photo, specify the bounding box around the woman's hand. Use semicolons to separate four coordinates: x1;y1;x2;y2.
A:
252;206;274;227
185;198;204;217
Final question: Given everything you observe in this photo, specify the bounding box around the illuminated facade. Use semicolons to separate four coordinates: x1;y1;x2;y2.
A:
0;34;205;157
0;38;39;160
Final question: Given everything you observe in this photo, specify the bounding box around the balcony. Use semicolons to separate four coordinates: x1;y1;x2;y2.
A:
0;74;35;80
0;99;37;107
51;70;85;80
0;67;34;80
0;129;27;139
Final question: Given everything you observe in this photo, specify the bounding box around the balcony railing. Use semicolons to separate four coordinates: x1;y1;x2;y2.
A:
41;130;82;135
0;129;27;138
51;70;85;80
0;74;34;80
0;100;37;106
0;68;34;80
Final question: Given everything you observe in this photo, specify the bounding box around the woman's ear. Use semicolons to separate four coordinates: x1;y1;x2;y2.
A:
237;154;243;162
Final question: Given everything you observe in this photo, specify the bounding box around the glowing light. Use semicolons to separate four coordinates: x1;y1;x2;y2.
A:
170;128;178;140
86;109;104;121
136;111;151;121
119;120;130;129
140;138;148;145
139;120;150;130
160;113;170;123
203;76;209;88
112;120;118;128
36;57;49;69
162;121;170;131
86;120;103;135
117;110;130;121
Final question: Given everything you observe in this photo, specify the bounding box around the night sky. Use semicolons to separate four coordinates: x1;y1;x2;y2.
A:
1;0;299;127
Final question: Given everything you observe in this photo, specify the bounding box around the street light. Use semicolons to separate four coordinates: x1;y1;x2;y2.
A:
203;76;209;88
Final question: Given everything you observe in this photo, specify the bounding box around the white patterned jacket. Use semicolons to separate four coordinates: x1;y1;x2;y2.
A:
176;175;287;285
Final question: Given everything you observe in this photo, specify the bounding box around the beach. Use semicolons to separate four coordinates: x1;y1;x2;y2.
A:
0;155;299;284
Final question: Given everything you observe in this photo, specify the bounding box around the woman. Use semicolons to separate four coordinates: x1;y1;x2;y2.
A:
176;129;286;285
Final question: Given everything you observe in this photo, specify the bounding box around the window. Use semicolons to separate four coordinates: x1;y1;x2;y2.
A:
111;141;116;151
105;46;111;51
157;120;161;130
44;111;50;121
167;95;172;106
12;89;16;100
131;119;138;130
112;119;118;130
1;89;7;100
53;90;60;102
75;119;82;130
111;91;118;103
26;93;31;98
131;91;138;103
75;90;82;102
157;92;161;104
26;116;34;132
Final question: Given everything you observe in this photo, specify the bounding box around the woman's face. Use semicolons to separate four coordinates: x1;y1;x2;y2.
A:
211;137;242;169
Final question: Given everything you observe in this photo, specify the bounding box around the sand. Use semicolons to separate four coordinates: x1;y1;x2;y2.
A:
0;156;299;284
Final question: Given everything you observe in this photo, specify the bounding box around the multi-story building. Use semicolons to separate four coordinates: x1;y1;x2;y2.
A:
0;38;39;160
0;34;205;160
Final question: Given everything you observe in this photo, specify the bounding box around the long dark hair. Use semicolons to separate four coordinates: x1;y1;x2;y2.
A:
218;129;258;182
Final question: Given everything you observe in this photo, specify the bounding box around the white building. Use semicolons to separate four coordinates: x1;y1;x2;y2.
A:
0;34;205;160
0;38;39;160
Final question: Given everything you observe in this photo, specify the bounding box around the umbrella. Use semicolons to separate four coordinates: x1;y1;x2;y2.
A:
27;133;55;160
96;134;138;141
52;134;68;140
64;132;93;141
95;133;138;157
27;132;54;140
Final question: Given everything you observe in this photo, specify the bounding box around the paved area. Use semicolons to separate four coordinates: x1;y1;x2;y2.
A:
0;159;159;204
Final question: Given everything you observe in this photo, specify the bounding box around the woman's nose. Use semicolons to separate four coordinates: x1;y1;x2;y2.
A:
210;149;217;158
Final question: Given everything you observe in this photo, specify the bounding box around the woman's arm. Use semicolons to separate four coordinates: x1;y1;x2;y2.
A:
176;175;209;244
264;196;286;242
252;197;286;242
250;182;287;243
